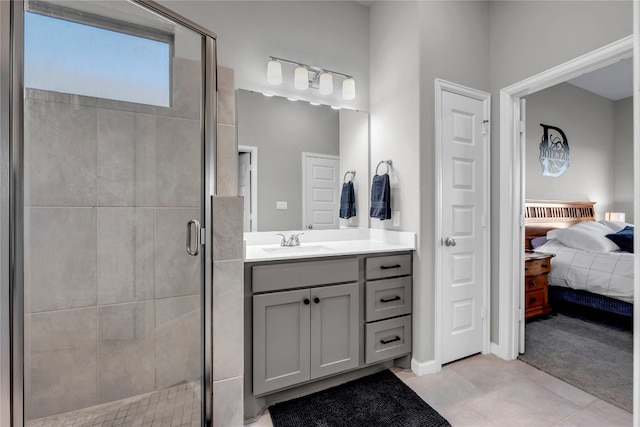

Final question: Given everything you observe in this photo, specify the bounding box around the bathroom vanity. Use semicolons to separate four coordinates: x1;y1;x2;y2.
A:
243;229;415;421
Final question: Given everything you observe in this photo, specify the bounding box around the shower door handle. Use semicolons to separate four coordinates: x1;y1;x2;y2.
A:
186;219;202;256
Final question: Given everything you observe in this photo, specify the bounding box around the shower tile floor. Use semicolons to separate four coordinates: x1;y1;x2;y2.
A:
26;382;201;427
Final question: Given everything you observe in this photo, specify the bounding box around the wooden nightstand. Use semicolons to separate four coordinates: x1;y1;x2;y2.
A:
524;251;554;318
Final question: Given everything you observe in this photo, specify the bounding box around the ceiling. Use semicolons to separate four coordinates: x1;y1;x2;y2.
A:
566;57;633;101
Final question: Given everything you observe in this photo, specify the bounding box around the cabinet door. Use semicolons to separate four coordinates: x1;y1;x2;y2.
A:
310;283;359;379
253;289;311;395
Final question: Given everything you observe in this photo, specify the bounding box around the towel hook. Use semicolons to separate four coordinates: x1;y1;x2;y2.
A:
343;170;356;183
375;160;392;175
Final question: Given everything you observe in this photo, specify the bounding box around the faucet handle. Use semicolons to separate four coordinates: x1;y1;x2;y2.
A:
276;233;287;246
290;233;304;246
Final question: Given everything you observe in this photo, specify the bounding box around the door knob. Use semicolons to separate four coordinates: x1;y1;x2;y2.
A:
444;237;457;247
307;224;313;229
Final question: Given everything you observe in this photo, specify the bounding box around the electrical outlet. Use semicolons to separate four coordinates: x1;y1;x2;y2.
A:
393;211;400;227
276;201;288;210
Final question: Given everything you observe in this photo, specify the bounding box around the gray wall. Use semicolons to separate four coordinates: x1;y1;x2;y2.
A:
23;57;202;420
159;1;370;112
488;0;633;343
370;0;491;365
237;90;339;231
524;83;618;219
613;96;634;218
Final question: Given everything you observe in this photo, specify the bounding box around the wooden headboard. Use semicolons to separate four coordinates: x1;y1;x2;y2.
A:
524;200;596;249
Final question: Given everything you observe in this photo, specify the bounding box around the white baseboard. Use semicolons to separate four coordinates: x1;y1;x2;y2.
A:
411;358;441;376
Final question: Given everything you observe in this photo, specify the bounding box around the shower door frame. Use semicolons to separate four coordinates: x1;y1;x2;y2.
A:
0;1;218;425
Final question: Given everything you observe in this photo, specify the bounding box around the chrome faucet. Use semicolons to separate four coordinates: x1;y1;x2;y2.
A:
276;233;304;247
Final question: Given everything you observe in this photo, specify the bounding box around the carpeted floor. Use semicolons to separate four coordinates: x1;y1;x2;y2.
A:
268;370;451;427
518;311;632;413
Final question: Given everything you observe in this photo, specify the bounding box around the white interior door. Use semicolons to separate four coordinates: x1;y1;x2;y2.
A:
439;83;489;365
303;153;340;230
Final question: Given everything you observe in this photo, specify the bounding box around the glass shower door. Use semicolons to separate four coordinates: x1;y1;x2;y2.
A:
20;1;213;425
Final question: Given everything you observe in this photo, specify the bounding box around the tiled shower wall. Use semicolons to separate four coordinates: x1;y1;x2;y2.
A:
212;67;244;426
24;57;203;420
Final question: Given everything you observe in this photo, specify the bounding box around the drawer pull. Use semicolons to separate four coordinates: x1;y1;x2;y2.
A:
380;264;402;270
529;297;537;304
541;264;549;268
380;336;401;345
529;280;537;287
380;296;401;303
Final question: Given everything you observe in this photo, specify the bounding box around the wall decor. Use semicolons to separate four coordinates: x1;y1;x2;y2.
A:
539;123;570;177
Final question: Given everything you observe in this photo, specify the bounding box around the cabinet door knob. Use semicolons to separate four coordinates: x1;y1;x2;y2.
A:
303;298;310;305
313;297;320;304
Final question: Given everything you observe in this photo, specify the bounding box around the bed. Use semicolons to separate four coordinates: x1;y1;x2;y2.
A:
524;200;634;317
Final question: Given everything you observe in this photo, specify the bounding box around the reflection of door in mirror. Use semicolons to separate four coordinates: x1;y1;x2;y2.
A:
303;153;340;230
238;145;258;231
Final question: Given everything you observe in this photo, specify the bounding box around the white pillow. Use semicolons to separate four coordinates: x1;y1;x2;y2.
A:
598;220;634;232
546;221;620;253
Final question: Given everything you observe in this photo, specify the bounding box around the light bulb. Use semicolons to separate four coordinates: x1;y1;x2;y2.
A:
342;78;356;100
266;59;282;85
294;66;309;90
318;72;333;95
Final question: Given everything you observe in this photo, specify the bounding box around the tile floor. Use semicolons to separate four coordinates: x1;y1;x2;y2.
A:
246;354;633;427
26;381;201;427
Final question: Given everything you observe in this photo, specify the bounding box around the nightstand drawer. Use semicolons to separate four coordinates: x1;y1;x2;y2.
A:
525;275;547;292
525;258;551;276
526;289;545;310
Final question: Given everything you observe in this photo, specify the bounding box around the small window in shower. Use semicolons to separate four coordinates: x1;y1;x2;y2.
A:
24;3;172;107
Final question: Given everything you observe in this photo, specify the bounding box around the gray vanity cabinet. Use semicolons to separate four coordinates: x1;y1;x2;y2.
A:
253;282;359;396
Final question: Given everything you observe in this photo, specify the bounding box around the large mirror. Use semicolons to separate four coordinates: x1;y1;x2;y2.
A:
237;89;369;232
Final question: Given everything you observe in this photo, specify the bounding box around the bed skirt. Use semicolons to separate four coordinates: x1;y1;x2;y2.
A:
548;285;633;318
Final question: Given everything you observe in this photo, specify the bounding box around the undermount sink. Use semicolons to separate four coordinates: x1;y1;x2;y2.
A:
262;245;331;254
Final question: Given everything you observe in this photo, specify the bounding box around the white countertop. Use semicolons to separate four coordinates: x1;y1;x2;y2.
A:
244;228;416;262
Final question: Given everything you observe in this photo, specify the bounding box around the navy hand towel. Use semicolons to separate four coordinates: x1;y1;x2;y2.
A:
370;173;391;220
339;181;357;219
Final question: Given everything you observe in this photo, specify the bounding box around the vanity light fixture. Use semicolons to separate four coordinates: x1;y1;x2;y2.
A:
294;65;309;90
266;59;282;85
266;56;356;100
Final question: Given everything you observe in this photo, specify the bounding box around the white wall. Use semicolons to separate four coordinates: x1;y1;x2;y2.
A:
339;109;370;229
158;1;370;112
524;83;617;219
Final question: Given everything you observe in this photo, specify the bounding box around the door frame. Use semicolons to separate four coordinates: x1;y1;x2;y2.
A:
301;152;340;230
495;36;633;362
238;145;258;232
1;1;218;425
434;79;491;367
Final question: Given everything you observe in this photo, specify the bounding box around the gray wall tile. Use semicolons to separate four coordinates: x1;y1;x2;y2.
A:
212;196;243;261
213;377;243;427
25;99;97;207
155;295;201;389
97;109;156;207
156;116;201;207
97;208;155;305
29;208;97;312
155;208;201;299
216;124;237;197
97;301;155;403
157;57;201;121
27;308;97;419
217;66;235;125
213;260;243;382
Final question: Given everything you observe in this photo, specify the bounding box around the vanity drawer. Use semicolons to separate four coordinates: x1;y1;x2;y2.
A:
365;315;412;364
252;258;358;293
366;277;412;322
365;254;412;280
